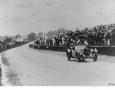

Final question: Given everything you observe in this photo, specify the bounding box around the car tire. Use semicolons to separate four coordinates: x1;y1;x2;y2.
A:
67;52;71;61
77;53;85;62
77;53;80;62
68;57;70;61
66;49;71;61
93;53;98;62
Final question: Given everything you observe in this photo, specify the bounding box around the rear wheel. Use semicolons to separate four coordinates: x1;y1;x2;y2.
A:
29;45;31;47
93;53;98;62
68;57;70;61
67;53;71;61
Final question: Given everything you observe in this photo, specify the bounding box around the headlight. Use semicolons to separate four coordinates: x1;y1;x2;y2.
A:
94;48;98;52
67;49;71;52
90;48;93;52
77;50;80;53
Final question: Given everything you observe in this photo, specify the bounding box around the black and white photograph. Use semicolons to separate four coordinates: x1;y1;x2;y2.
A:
0;0;115;87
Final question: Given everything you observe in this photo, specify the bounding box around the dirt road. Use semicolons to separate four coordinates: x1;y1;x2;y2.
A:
1;43;115;86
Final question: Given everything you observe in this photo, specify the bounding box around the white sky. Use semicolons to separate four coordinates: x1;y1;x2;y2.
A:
0;0;115;36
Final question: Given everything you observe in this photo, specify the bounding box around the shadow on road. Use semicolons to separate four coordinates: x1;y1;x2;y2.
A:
68;59;92;63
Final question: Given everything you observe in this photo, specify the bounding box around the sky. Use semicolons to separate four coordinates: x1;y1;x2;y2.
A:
0;0;115;36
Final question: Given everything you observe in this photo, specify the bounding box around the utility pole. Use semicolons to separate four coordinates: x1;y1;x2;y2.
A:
44;32;45;45
44;32;45;40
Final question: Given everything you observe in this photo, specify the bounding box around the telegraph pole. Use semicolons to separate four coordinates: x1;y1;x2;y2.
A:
44;32;45;45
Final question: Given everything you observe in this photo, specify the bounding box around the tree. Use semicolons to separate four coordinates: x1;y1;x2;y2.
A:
46;28;71;37
28;32;36;41
46;31;55;37
15;34;21;38
38;32;43;38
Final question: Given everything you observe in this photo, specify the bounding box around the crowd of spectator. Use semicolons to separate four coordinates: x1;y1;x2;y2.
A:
35;23;115;47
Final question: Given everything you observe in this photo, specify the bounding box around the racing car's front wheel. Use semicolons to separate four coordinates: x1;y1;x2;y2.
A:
77;53;80;62
67;54;71;61
93;53;98;62
77;53;84;62
66;49;71;61
66;52;71;61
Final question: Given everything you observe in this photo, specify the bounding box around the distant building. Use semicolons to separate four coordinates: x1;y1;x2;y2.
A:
16;37;24;42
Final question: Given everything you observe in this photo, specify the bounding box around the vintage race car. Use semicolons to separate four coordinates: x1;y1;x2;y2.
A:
29;44;34;48
29;40;40;49
66;45;98;62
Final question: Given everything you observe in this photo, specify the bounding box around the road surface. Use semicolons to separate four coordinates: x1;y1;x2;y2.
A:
0;43;115;86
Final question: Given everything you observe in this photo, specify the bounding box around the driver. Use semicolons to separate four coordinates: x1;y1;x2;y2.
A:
72;46;76;57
